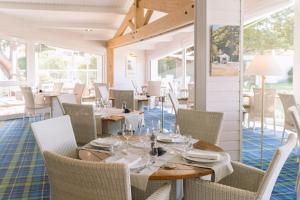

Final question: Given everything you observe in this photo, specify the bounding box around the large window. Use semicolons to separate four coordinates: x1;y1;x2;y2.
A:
151;47;194;91
0;39;27;82
35;44;103;88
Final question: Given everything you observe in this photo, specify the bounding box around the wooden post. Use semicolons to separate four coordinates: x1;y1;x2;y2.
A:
107;48;114;87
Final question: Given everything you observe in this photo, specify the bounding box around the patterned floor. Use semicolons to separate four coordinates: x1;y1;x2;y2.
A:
0;108;298;199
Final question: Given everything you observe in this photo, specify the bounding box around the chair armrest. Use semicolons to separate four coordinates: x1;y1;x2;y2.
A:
146;184;171;200
219;161;265;192
185;179;256;200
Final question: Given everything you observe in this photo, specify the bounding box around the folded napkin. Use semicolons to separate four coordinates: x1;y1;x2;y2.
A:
169;152;233;182
107;156;142;169
92;138;120;147
157;135;185;143
185;149;221;161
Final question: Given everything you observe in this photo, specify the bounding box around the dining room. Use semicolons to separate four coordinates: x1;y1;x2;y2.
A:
1;0;300;200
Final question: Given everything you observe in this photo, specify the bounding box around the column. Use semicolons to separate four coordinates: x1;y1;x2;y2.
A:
194;0;208;111
26;41;36;87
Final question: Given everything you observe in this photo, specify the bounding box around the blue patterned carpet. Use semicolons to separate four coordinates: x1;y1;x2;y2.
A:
0;108;298;199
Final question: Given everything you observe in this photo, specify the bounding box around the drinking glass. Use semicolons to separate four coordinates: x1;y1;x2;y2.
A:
175;125;181;137
156;120;161;134
123;124;133;148
184;135;193;152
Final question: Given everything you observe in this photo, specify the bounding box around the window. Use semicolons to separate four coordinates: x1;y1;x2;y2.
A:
0;39;27;82
151;47;194;91
35;44;103;88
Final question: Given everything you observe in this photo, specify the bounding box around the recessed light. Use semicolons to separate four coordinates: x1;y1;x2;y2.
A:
85;29;93;32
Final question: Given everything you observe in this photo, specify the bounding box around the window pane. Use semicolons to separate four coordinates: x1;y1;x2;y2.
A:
0;39;27;81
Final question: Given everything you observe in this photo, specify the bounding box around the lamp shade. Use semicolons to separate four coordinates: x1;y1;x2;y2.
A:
245;55;283;76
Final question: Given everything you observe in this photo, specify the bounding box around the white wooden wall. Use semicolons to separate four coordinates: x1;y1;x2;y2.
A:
195;0;242;160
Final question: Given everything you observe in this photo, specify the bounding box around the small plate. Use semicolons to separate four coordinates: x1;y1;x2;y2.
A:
157;136;185;143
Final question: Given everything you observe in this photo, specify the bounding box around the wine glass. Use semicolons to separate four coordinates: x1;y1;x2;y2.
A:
156;120;161;134
149;141;159;168
123;124;133;148
184;135;193;152
175;125;181;137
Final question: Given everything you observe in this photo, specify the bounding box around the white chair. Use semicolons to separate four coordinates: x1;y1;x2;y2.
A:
131;80;142;95
279;93;297;143
289;106;300;199
110;89;135;110
176;109;224;144
147;81;161;97
248;88;276;131
73;83;85;104
184;133;297;200
53;82;63;94
99;85;110;102
43;151;171;200
94;82;108;100
20;86;51;120
168;91;187;116
62;103;97;145
31;115;78;158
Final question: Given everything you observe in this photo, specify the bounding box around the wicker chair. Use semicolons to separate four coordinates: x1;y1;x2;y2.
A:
168;92;186;116
73;83;85;104
31;115;78;158
94;83;108;100
176;109;224;144
248;88;276;131
53;82;63;93
289;106;300;199
62;103;97;145
110;89;135;110
44;151;171;200
184;133;297;200
279;93;297;143
20;86;51;120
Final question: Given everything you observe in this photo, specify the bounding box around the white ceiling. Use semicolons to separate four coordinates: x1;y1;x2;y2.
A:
0;0;293;51
0;0;133;41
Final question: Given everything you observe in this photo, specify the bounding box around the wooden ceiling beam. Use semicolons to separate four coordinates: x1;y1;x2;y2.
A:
113;5;135;38
139;0;194;13
107;2;194;49
135;0;145;29
143;9;153;25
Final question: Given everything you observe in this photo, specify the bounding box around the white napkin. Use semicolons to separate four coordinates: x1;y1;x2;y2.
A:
157;135;185;143
185;149;221;161
107;156;142;169
92;138;120;147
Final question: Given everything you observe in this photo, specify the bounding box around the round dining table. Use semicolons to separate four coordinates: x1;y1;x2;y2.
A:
79;136;224;181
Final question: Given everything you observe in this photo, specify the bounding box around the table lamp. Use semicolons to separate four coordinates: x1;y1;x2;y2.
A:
245;55;283;168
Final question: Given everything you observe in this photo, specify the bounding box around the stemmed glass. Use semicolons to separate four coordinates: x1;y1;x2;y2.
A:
122;124;133;148
184;135;193;153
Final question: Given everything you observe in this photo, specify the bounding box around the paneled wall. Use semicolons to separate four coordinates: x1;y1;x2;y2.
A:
195;0;242;160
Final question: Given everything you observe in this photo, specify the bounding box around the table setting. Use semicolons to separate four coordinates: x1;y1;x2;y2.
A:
78;130;233;191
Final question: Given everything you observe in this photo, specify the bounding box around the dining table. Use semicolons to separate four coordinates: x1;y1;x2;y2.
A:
79;135;233;199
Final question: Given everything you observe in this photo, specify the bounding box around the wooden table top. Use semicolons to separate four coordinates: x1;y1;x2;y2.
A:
79;138;223;181
150;140;223;180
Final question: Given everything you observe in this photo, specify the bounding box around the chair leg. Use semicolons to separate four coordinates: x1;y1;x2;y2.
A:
281;128;286;144
273;117;276;135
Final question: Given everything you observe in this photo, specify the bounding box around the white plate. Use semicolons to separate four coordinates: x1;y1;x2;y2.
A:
182;154;220;163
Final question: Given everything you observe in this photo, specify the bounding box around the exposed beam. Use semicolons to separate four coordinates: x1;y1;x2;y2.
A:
143;9;153;25
139;0;193;13
107;3;194;49
128;20;135;31
135;0;144;28
114;5;135;38
0;2;127;14
107;48;114;87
